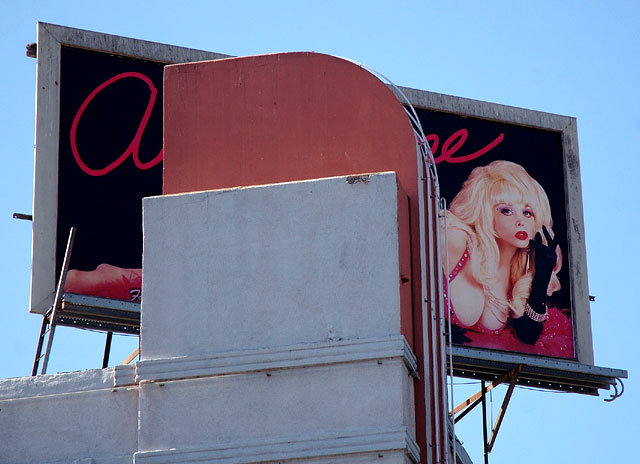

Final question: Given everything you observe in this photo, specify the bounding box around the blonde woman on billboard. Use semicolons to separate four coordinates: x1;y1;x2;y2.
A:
444;160;573;357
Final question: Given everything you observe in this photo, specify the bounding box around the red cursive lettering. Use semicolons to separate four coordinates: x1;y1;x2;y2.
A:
70;72;162;176
428;128;504;164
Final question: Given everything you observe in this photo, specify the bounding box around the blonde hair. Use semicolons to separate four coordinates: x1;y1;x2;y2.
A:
447;160;553;317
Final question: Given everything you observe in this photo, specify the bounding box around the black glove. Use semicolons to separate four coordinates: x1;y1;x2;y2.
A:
529;226;558;312
511;226;557;345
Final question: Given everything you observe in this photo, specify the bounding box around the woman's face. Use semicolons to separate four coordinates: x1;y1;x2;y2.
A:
492;201;536;249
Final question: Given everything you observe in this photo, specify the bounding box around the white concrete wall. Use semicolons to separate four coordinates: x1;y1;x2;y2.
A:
0;368;138;464
0;173;422;464
136;359;417;463
141;172;406;360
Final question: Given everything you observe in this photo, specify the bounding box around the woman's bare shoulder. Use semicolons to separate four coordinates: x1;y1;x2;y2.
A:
446;226;468;254
444;226;470;274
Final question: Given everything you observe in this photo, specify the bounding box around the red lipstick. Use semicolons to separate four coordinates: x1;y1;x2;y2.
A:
515;231;528;240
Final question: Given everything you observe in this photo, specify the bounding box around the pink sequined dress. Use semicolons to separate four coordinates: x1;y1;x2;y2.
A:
444;246;574;358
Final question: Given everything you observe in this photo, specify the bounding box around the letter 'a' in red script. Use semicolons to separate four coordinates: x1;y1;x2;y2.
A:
70;71;163;176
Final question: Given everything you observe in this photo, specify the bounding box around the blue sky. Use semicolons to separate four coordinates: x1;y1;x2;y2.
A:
1;1;637;462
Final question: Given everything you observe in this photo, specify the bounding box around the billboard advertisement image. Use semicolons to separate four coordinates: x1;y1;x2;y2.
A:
30;23;226;314
405;95;590;361
55;45;163;303
31;23;593;365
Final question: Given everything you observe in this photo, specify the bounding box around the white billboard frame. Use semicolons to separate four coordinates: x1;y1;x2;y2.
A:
30;22;228;314
397;85;594;366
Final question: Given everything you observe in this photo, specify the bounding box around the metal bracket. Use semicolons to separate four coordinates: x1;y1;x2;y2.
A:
12;212;33;221
604;377;625;402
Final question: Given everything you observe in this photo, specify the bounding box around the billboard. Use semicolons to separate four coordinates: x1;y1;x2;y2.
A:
400;87;593;364
30;23;227;314
31;23;595;367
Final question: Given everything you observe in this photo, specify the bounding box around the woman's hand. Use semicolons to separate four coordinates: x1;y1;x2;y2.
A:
512;226;558;345
529;226;558;308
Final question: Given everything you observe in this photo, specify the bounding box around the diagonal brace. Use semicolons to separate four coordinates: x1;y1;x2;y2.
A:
450;364;523;423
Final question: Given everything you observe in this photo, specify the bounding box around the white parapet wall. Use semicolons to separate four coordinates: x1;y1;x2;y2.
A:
0;367;138;464
0;173;420;464
141;171;410;359
137;172;418;463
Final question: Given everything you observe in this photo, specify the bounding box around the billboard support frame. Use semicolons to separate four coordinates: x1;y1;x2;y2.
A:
448;345;625;397
33;226;76;375
451;364;523;457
